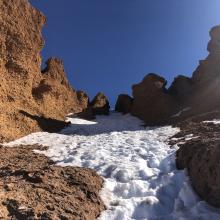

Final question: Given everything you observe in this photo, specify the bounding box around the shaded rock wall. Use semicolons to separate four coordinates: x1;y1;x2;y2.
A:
115;94;133;114
76;92;110;120
115;25;220;125
0;0;83;142
131;74;177;124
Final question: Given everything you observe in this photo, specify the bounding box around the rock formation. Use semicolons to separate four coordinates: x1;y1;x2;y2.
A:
170;119;220;208
77;90;89;110
75;92;110;120
131;74;178;124
0;0;83;142
189;26;220;112
0;145;105;219
116;74;178;125
116;26;220;124
90;92;110;115
115;94;133;114
76;107;96;120
169;26;220;210
168;75;193;103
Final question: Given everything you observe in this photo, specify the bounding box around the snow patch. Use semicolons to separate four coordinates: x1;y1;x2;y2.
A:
5;112;220;219
203;119;220;124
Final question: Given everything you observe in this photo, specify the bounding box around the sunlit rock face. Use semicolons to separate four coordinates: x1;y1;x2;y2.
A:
0;0;83;142
90;92;110;115
77;90;90;110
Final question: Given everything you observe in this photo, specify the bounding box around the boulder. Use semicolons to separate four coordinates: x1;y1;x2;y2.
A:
0;0;83;142
115;94;133;114
131;73;177;125
90;92;110;115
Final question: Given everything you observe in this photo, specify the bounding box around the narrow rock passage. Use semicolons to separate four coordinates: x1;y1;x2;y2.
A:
6;112;220;219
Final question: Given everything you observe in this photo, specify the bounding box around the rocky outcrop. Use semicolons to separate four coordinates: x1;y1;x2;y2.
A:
0;0;83;142
115;94;133;114
115;26;220;125
186;26;220;114
75;92;110;120
168;75;193;103
90;92;110;115
170;119;220;207
77;90;89;110
0;145;105;219
170;26;220;209
130;74;177;124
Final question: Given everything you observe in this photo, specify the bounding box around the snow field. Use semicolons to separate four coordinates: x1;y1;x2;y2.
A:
6;113;220;219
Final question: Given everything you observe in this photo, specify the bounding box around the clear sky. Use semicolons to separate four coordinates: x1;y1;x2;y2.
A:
30;0;220;106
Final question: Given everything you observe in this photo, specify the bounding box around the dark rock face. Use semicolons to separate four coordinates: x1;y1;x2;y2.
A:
0;145;105;219
0;0;83;142
76;92;110;120
171;120;220;207
170;26;220;209
115;94;133;114
168;75;193;103
131;74;177;125
187;26;220;113
77;107;96;120
115;26;220;125
90;92;110;115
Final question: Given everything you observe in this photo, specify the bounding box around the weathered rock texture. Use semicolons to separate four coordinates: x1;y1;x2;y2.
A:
0;0;83;142
75;92;110;120
170;118;220;208
90;92;110;115
0;145;105;219
77;90;89;110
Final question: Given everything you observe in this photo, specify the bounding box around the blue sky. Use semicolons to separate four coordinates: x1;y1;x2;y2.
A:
30;0;220;105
